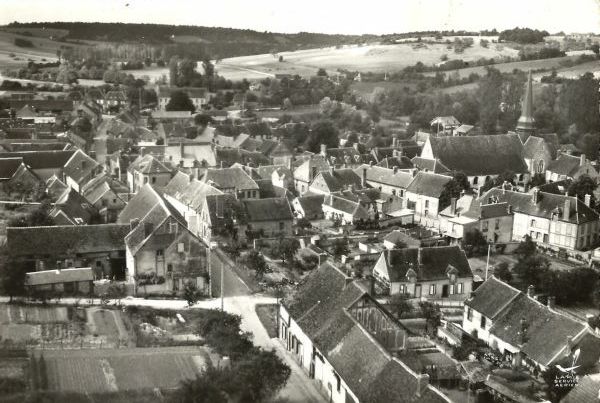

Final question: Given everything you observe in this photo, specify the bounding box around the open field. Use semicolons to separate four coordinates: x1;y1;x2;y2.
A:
216;39;520;80
35;347;211;393
0;30;66;69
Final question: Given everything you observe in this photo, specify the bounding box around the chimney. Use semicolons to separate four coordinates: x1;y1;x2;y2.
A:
502;181;507;194
144;222;154;237
416;374;430;397
580;154;586;166
353;142;359;151
180;142;185;158
566;336;574;355
129;218;140;231
344;276;354;287
361;168;367;188
140;147;146;157
585;194;591;207
393;166;399;174
563;199;570;221
367;275;376;296
532;188;539;204
330;165;335;175
320;144;327;157
369;160;374;166
396;150;403;161
547;296;555;310
527;285;535;297
450;197;457;215
392;137;398;147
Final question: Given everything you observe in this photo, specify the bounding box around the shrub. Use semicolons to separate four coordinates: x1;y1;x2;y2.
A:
14;38;34;48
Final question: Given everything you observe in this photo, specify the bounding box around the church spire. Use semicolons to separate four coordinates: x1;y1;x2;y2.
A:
516;70;535;142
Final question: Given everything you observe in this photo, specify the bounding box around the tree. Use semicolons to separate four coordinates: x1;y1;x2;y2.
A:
462;229;488;257
515;235;536;260
513;254;550;289
233;348;291;402
493;262;512;283
8;201;54;227
277;238;300;265
183;281;202;307
166;90;196;112
244;250;268;279
388;294;413;319
195;310;253;358
316;68;328;77
568;174;596;206
305;119;339;153
419;301;441;334
173;368;227;403
477;67;503;133
194;113;213;127
559;73;600;134
530;173;546;187
168;56;179;86
578;133;599;161
1;259;28;302
439;171;470;209
332;237;350;259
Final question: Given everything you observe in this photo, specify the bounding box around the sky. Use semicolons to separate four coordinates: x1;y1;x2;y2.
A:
1;0;599;35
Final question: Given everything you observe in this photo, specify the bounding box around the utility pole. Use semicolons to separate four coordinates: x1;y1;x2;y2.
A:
485;243;491;280
207;246;212;297
220;260;224;311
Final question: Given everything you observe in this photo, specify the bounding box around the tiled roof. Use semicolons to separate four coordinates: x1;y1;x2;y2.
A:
323;193;369;218
482;188;599;224
46;175;68;200
243;198;294;222
378;246;472;283
295;195;324;217
406;171;452;198
81;174;128;205
205;194;245;226
0;150;75;169
411;157;451;174
163;171;222;211
26;267;93;286
51;188;97;225
8;99;74;112
0;158;24;180
375;156;414;170
355;165;413;189
523;135;556;160
427;134;528;176
562;373;600;403
215;147;270;168
128;154;172;175
8;224;129;257
293;156;330;183
203;166;258;191
547;153;596;177
311;169;362;193
118;183;184;225
465;276;521;319
63;149;100;183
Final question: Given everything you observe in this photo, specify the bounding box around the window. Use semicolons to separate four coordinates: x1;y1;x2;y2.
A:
333;372;341;392
156;249;164;257
473;176;478;185
495;219;500;230
101;199;108;207
457;283;464;294
449;284;455;295
400;190;404;197
467;307;473;320
399;284;406;294
168;221;179;233
531;219;536;228
392;190;396;196
425;200;429;208
482;221;489;232
177;242;185;253
279;222;284;230
151;177;157;184
429;284;436;295
480;316;487;329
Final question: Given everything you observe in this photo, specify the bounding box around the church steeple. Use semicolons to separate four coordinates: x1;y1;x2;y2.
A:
516;70;535;142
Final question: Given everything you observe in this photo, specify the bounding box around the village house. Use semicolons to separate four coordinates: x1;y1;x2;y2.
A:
430;116;461;136
279;261;451;403
199;193;245;245
163;170;223;237
411;157;451;175
118;184;210;296
482;187;599;252
62;149;101;192
156;86;209;111
202;166;259;199
420;134;529;190
545;153;599;183
321;190;380;225
50;188;98;225
7;224;130;280
355;164;414;198
100;90;128;113
0;150;76;181
320;144;365;168
25;267;94;296
81;174;129;223
372;246;473;300
405;171;452;230
463;277;600;372
127;153;172;193
243;197;294;238
293;156;330;195
439;195;514;244
308;168;363;195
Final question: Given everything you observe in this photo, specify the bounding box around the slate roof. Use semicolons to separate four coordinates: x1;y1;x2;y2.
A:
355;165;414;189
128;154;171;175
323;193;369;218
284;263;448;403
7;224;129;257
378;246;472;283
482;188;599;224
0;158;24;180
26;267;93;286
465;276;521;319
118;183;184;225
311;169;362;193
204;194;245;226
51;188;97;225
253;165;290;180
203;166;258;191
46;175;69;200
406;172;452;198
295;195;325;217
243;198;294;222
547;153;596;177
215;147;270;168
411;157;451;174
0;150;75;170
325;147;363;166
523;135;557;160
427;134;527;176
375;156;414;170
163;171;222;211
81;174;128;205
63;149;100;183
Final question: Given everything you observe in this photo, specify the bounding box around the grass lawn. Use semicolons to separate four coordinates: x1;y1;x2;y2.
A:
255;304;278;338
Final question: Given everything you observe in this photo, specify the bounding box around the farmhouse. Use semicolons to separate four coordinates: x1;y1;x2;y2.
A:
308;168;363;195
62;149;102;192
463;277;600;372
405;171;452;229
50;188;98;225
372;246;473;300
81;174;129;223
545;153;599;183
127;154;172;193
243;197;294;238
279;262;450;403
0;150;76;180
293;156;330;195
202;166;259;199
292;194;325;220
